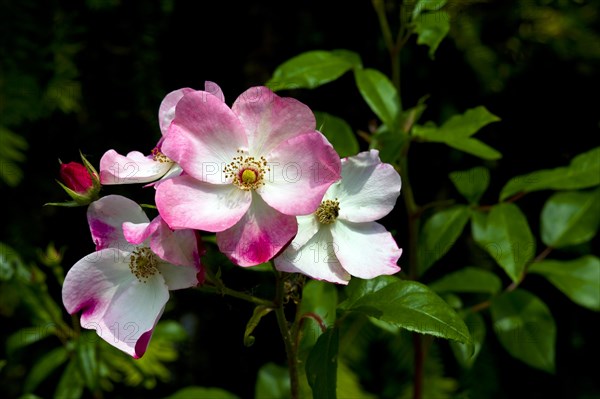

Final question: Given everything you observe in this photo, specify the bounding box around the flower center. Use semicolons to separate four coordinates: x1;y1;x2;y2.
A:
151;148;172;163
316;199;340;224
129;246;159;283
224;149;269;191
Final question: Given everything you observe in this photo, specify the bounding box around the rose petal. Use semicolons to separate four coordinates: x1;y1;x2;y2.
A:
162;91;248;184
156;175;251;232
62;248;169;358
330;220;402;279
148;216;201;267
232;86;316;156
158;88;195;136
157;261;201;290
88;195;149;251
327;150;401;223
292;215;320;248
275;226;351;285
217;192;297;266
258;132;341;215
99;150;174;185
204;81;225;103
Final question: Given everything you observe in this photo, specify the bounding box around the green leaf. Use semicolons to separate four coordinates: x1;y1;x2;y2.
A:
500;147;600;201
450;312;486;368
412;0;447;19
298;280;338;360
0;126;28;187
342;275;398;309
429;267;502;294
449;166;491;203
540;189;600;248
255;363;290;399
166;386;240;399
413;10;450;59
340;277;472;344
336;361;377;399
24;346;68;393
471;204;535;282
306;327;339;399
7;325;56;355
354;68;401;127
243;306;273;347
77;335;99;392
412;107;501;159
314;112;359;158
54;358;84;399
490;289;556;373
267;50;359;90
529;256;600;311
369;123;408;164
419;205;470;274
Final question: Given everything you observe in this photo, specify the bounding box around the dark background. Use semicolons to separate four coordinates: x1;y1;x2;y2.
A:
1;0;599;398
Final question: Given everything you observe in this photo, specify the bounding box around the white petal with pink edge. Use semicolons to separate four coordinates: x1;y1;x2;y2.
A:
158;88;195;136
258;132;341;215
149;216;201;267
62;248;169;358
275;225;351;285
216;192;298;266
327;150;401;223
162;91;248;184
156;175;251;232
330;220;402;279
156;261;201;290
232;86;317;156
88;195;149;251
100;150;175;185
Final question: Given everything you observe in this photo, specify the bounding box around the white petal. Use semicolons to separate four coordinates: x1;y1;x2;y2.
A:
157;261;201;290
100;150;174;185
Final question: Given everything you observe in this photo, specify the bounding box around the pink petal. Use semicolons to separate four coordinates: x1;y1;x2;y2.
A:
329;150;401;223
99;150;175;185
122;220;157;246
232;86;317;156
258;132;341;215
88;195;149;251
331;220;402;279
148;216;202;267
62;248;169;358
217;193;298;266
275;226;351;285
204;81;225;103
158;88;195;136
162;91;248;185
156;261;201;290
155;175;251;232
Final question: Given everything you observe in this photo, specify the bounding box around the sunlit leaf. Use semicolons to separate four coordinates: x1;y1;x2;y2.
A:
413;10;450;58
314;112;359;158
355;68;401;127
255;362;290;399
429;267;502;294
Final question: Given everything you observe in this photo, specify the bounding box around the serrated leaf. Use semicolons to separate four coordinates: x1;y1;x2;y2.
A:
267;50;359;90
166;386;240;399
255;362;290;399
529;256;600;311
500;147;600;201
413;10;450;58
340;277;471;344
490;289;556;373
413;107;501;159
54;358;84;399
450;312;486;368
306;327;339;399
449;166;490;203
540;189;600;248
24;346;68;393
471;204;535;282
419;205;470;274
355;68;401;127
314;112;359;158
429;267;502;294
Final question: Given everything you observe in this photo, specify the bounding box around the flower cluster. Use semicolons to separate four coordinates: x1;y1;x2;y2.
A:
61;82;402;357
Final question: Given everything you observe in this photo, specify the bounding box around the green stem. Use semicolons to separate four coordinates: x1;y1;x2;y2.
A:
198;285;274;307
273;269;300;399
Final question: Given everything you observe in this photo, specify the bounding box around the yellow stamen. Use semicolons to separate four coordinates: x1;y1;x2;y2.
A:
316;199;340;224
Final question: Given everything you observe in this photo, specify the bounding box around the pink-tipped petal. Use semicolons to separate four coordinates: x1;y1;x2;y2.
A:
158;88;196;136
156;175;251;232
148;216;201;267
275;226;351;285
157;261;201;290
329;150;401;223
259;132;341;215
217;193;298;266
331;220;402;279
88;195;149;251
204;81;225;103
162;91;248;184
99;150;174;185
232;86;317;156
62;248;169;358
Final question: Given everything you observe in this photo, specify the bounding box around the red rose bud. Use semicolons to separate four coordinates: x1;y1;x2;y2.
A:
60;162;94;194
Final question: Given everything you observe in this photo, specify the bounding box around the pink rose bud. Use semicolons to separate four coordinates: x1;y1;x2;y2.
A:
60;162;94;194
